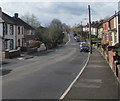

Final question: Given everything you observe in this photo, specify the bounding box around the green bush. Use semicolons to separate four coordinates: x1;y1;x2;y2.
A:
115;43;120;48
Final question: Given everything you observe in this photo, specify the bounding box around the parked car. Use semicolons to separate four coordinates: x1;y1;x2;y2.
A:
74;36;80;42
79;42;86;47
80;43;90;52
74;36;77;40
76;36;81;42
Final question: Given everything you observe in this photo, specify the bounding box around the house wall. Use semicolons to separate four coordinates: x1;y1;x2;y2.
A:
115;16;119;44
102;21;111;45
0;38;2;51
98;27;103;38
101;16;119;75
108;51;116;72
17;26;24;47
91;27;97;35
0;23;4;50
24;29;35;46
108;16;119;46
110;18;114;29
103;21;110;31
4;24;16;50
0;23;3;37
13;25;17;49
83;27;89;32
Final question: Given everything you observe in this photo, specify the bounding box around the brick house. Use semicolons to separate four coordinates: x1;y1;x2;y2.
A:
101;12;119;74
101;18;110;61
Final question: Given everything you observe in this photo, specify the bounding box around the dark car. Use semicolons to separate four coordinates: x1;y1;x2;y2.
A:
76;37;81;42
80;44;90;52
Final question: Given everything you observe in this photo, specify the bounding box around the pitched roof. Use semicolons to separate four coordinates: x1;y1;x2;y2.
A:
2;12;16;24
12;17;34;30
92;20;103;28
1;11;34;30
103;11;120;23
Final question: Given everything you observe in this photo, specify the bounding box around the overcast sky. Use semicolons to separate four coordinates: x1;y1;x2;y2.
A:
0;1;119;27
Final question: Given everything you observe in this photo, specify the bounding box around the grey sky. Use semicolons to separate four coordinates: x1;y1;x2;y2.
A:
0;2;118;27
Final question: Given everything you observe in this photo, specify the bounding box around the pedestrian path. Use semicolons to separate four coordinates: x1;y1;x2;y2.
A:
63;48;120;100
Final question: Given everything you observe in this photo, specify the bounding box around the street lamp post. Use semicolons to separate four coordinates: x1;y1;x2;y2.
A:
88;5;92;54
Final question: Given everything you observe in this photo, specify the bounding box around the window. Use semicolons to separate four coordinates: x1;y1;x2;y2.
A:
22;27;24;35
9;25;13;35
18;39;20;47
106;33;108;41
110;32;112;42
22;38;24;46
3;23;7;35
4;41;7;49
114;32;117;43
18;27;20;35
10;39;14;49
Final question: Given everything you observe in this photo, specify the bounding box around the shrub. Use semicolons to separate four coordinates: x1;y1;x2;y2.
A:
115;43;120;48
29;40;42;48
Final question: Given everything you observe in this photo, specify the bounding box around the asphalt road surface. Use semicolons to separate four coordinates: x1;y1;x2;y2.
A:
2;32;89;99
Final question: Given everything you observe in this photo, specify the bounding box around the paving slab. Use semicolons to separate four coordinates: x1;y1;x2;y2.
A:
63;49;120;101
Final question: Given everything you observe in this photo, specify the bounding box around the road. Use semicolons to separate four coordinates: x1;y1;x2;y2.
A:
2;33;89;99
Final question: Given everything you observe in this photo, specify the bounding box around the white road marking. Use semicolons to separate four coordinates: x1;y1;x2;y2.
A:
65;34;70;45
59;52;91;100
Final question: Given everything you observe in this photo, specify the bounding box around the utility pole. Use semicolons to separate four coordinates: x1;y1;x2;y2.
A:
88;5;92;54
81;21;82;25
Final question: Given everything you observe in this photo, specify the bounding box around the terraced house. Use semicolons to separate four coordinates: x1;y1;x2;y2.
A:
12;13;35;47
81;12;120;77
0;7;35;51
101;12;120;75
0;8;17;50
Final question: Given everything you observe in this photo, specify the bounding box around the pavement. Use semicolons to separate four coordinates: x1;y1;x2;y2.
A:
0;49;56;65
63;48;120;101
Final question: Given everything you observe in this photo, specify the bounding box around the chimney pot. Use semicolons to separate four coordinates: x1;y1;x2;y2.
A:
14;13;18;18
0;7;2;18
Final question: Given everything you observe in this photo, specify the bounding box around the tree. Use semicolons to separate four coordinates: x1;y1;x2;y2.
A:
41;19;65;48
22;14;70;48
21;13;40;28
48;19;64;46
35;26;47;41
62;23;71;33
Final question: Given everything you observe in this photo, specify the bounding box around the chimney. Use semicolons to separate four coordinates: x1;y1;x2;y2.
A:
14;13;18;18
0;7;2;18
118;1;120;11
